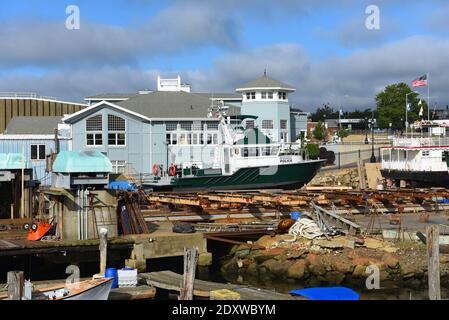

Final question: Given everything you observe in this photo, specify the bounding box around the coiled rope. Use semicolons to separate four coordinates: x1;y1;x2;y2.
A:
285;218;324;242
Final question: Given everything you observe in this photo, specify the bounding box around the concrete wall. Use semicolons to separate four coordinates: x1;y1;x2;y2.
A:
61;189;117;241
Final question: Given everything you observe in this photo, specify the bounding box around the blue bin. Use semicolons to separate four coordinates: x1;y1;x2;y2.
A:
290;212;301;221
105;268;118;288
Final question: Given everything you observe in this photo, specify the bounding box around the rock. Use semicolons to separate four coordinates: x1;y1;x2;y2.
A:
313;237;346;249
364;238;398;253
306;254;326;276
382;253;400;269
325;271;346;285
352;265;368;277
253;248;286;264
221;258;239;275
286;249;308;260
287;260;307;279
401;264;417;278
260;259;291;278
332;259;355;274
440;254;449;264
235;249;251;259
256;235;290;248
246;262;259;277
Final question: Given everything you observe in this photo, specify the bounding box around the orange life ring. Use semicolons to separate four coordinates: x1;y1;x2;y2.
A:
169;165;177;176
152;164;159;176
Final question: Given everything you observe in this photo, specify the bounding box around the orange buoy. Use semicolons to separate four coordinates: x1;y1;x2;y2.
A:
169;164;177;176
152;164;159;176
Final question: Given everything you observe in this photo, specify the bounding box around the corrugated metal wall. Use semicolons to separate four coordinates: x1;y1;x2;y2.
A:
0;98;86;133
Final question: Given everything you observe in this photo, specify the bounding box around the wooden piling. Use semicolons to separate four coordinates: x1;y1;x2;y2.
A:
99;228;108;276
179;247;198;300
426;225;441;300
7;271;24;300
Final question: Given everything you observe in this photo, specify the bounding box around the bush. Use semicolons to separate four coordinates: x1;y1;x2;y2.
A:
306;143;320;159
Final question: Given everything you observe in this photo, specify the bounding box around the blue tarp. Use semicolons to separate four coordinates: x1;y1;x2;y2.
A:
108;181;136;191
52;151;112;173
290;287;360;300
0;153;27;170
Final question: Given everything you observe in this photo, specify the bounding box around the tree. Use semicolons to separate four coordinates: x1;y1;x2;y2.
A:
305;143;320;159
336;128;349;141
375;82;428;129
312;121;327;141
311;104;338;122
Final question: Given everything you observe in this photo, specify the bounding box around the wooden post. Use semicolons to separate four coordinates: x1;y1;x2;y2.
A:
20;144;25;219
10;204;14;220
99;228;108;276
7;271;24;300
427;225;441;300
179;247;198;300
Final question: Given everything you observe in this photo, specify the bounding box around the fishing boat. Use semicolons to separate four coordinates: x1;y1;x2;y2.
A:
144;111;325;192
380;120;449;187
0;278;113;300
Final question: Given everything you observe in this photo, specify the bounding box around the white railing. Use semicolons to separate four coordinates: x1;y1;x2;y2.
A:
392;137;449;147
0;92;57;100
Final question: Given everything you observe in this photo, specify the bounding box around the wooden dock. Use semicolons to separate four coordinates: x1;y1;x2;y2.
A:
140;270;300;300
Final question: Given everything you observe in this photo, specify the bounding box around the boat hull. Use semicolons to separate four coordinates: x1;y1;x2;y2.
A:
146;160;325;192
381;169;449;188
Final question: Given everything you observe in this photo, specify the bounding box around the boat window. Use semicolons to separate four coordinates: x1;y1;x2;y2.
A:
422;150;430;157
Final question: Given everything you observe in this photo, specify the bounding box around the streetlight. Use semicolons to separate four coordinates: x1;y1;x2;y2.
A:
370;111;376;163
364;117;369;144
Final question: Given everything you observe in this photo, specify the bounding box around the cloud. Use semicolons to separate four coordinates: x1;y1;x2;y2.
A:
0;2;241;68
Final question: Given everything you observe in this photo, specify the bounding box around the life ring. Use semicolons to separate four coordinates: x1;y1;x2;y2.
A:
152;164;159;176
169;165;177;176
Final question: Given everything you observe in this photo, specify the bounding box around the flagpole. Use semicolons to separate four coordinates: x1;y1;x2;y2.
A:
427;72;430;121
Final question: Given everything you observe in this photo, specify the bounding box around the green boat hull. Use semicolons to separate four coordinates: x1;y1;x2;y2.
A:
146;160;325;192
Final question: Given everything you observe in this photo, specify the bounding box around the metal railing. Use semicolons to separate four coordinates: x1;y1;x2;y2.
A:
392;137;449;147
0;92;57;100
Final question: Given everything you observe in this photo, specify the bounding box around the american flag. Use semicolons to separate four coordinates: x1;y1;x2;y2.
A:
412;74;428;88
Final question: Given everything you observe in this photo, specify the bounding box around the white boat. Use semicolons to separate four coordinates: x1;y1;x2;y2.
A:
380;120;449;187
0;278;113;300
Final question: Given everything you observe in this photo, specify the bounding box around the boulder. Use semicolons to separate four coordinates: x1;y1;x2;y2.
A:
313;237;346;250
382;253;400;269
253;248;286;264
352;265;368;277
306;254;326;276
246;262;259;277
331;259;355;274
325;271;346;285
287;260;307;279
260;259;291;278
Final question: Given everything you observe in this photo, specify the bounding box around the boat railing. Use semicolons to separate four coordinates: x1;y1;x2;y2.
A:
392;137;449;147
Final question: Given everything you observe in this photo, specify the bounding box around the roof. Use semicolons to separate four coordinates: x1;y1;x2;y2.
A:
194;93;242;100
52;151;112;173
115;91;240;118
5;116;62;135
236;75;295;92
0;153;26;170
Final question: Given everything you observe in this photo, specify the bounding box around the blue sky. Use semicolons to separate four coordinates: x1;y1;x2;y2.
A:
0;0;448;110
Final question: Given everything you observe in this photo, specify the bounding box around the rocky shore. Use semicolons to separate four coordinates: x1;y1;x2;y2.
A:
220;234;449;290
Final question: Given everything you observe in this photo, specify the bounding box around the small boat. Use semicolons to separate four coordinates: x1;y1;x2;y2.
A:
0;278;113;300
290;287;360;300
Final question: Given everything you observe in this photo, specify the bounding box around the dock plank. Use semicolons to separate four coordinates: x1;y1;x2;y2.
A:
140;271;298;300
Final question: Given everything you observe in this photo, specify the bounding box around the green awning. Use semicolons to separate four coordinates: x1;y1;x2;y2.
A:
229;115;259;120
0;153;27;170
52;151;112;173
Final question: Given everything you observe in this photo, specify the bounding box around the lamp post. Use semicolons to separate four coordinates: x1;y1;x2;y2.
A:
370;111;376;163
364;117;369;144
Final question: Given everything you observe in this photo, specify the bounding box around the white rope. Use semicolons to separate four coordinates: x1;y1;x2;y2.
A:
285;218;325;242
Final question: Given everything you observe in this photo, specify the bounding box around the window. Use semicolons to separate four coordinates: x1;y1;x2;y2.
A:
166;122;178;131
206;122;219;130
262;120;274;129
86;115;103;146
108;115;126;146
261;92;267;99
279;92;287;100
246;92;251;100
111;160;126;174
251;92;256;99
180;122;192;131
422;151;430;157
280;120;288;130
267;92;273;99
31;144;46;160
281;132;288;142
246;120;255;129
86;115;102;131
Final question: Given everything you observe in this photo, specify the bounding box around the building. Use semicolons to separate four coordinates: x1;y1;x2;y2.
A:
0;93;87;133
236;73;296;143
60;75;300;177
290;107;309;141
0;116;70;186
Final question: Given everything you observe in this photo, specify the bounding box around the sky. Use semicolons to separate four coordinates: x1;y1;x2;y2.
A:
0;0;448;111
